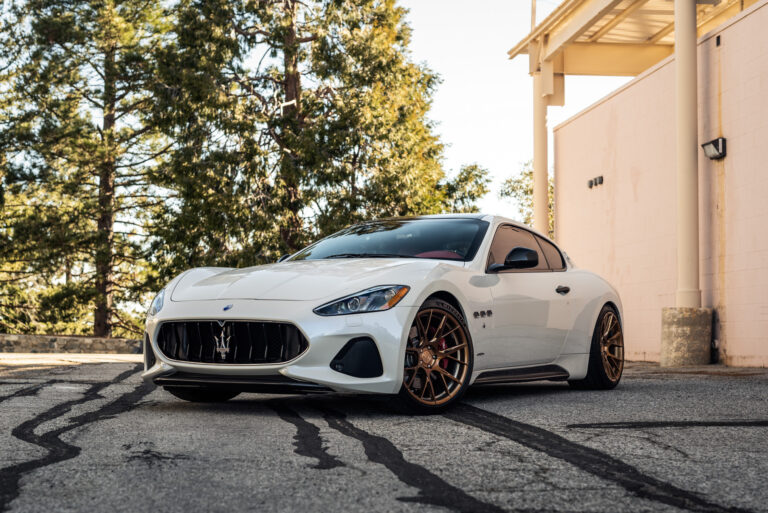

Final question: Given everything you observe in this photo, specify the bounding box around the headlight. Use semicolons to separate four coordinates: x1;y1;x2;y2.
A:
147;288;165;317
313;285;409;316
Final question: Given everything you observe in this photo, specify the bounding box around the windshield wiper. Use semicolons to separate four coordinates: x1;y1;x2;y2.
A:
324;253;410;259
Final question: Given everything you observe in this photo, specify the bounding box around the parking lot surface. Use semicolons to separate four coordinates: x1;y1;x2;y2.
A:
1;355;766;513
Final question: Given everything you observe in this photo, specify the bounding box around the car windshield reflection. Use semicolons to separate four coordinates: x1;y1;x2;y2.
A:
290;218;489;262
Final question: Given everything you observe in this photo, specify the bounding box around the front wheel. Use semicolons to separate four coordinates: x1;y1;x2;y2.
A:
165;386;240;403
569;305;624;390
397;299;474;413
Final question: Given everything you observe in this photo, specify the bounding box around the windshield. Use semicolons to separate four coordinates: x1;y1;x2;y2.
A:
290;218;490;262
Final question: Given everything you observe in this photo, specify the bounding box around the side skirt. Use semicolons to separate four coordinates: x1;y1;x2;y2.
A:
472;364;570;385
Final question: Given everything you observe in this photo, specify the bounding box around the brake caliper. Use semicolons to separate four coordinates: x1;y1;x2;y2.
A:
439;338;448;368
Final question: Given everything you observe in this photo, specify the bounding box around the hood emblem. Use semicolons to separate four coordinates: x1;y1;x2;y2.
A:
214;322;232;358
223;304;233;311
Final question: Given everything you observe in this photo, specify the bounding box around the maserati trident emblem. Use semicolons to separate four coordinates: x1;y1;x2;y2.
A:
214;321;232;358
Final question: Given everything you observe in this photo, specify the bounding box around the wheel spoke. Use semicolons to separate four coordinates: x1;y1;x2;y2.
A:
435;366;461;383
440;325;460;340
441;343;467;355
420;372;433;399
439;372;450;394
440;354;465;365
432;314;447;341
416;315;427;345
407;368;420;388
603;315;614;337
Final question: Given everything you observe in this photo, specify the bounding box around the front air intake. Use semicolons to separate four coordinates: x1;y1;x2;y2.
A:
155;321;308;364
330;337;383;378
144;332;156;369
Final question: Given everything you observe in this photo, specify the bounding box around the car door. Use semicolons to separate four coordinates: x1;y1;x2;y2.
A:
485;225;570;367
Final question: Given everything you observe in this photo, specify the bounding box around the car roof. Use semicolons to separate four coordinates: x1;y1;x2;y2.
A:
369;214;557;244
376;213;487;221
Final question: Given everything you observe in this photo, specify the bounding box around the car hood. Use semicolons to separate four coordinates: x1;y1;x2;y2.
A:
170;258;457;302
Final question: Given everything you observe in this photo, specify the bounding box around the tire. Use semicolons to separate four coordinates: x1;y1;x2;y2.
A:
165;386;240;403
395;298;474;413
569;304;624;390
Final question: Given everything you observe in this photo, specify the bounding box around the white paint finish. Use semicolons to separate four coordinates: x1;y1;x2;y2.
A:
144;215;622;393
486;272;569;367
170;259;445;303
553;1;768;366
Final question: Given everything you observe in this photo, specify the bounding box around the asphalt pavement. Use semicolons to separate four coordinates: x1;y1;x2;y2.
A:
1;354;766;513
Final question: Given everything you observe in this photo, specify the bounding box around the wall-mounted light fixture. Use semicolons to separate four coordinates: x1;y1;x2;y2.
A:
701;137;726;160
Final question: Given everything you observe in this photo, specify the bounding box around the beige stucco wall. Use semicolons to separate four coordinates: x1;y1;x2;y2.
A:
553;1;768;367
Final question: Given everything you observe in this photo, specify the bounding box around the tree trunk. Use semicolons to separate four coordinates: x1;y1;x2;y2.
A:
94;45;116;337
279;0;303;252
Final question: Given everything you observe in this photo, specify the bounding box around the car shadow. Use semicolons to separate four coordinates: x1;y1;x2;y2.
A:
146;381;574;418
465;381;571;399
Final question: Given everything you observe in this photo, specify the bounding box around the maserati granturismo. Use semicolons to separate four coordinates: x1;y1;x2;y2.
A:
142;214;624;411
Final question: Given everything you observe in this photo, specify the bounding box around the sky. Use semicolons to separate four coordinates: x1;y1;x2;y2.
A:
400;0;631;218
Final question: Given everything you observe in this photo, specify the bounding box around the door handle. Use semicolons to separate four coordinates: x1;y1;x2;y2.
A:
556;285;570;295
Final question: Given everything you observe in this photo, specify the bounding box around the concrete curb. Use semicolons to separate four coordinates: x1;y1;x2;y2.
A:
0;333;141;354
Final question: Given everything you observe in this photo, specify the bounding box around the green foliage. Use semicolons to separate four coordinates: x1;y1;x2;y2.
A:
499;161;554;238
0;0;489;337
0;0;169;336
440;164;491;214
150;0;483;278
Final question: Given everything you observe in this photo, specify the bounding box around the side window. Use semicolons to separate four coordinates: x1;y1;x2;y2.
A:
535;235;566;271
486;225;547;271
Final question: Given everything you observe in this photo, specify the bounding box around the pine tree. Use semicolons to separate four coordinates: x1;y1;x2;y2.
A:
152;0;487;279
0;0;489;336
0;0;170;336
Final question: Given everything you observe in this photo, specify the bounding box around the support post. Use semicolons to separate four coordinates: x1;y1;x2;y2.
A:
674;0;702;308
533;71;548;235
661;0;712;366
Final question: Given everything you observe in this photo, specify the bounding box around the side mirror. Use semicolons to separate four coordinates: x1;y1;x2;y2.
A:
488;246;538;272
277;254;291;263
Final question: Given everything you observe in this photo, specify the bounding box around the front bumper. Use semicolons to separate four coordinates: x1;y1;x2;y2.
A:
142;298;417;395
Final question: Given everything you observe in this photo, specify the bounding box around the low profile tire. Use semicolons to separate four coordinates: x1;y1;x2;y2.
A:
569;304;624;390
165;386;240;403
396;298;474;413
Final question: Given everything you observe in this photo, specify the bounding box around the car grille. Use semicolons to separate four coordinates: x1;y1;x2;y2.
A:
155;321;308;364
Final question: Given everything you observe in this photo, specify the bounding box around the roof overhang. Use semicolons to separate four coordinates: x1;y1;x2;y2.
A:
510;0;756;78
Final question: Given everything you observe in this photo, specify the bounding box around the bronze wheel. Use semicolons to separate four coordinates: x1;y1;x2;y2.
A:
569;304;624;390
599;310;624;381
401;299;472;410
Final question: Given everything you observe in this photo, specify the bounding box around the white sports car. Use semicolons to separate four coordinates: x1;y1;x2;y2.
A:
143;214;624;411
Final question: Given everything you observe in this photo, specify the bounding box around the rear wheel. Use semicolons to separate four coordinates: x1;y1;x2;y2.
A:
397;299;473;413
569;305;624;390
165;386;240;403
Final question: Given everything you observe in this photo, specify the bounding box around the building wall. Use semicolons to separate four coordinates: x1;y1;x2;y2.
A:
553;1;768;367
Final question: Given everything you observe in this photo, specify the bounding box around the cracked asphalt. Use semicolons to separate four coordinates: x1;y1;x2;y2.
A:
1;355;767;513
